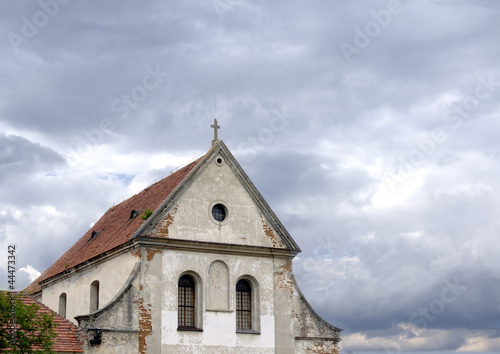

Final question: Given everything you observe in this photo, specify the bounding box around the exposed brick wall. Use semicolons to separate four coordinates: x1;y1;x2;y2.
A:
131;248;142;258
275;259;294;295
138;285;152;354
261;214;285;248
145;248;162;261
152;206;178;238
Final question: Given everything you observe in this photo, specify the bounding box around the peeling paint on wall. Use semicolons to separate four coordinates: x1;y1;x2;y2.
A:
145;248;162;261
260;215;285;248
138;290;152;354
275;259;294;295
153;206;178;238
295;312;305;336
131;248;142;258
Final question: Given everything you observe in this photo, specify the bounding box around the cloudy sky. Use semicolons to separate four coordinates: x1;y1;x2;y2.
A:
1;0;500;352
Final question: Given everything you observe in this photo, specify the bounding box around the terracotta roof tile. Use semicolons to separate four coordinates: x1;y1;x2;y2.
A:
4;291;83;352
25;159;200;294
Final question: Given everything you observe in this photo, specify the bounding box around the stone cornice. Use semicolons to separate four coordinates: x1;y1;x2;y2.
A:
39;236;298;291
134;236;299;259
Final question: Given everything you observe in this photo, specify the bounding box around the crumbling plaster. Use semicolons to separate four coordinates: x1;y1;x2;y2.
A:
77;262;141;353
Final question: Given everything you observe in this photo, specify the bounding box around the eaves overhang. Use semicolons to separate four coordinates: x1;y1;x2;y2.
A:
38;240;137;290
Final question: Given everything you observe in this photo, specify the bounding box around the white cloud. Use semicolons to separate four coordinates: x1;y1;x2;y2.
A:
19;265;41;282
341;325;500;352
458;334;500;351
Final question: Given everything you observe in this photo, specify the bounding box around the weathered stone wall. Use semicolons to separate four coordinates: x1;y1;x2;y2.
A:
293;276;341;353
136;247;162;354
273;257;296;353
293;283;341;339
78;330;138;354
77;262;140;353
295;340;340;354
42;252;138;325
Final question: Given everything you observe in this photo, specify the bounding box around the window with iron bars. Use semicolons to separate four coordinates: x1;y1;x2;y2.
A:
178;274;196;328
236;279;252;330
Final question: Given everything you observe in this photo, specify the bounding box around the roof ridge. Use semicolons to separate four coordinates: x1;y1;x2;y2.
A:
112;148;211;207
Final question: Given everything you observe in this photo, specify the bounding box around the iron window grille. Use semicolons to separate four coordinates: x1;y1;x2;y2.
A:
178;275;196;328
236;279;252;330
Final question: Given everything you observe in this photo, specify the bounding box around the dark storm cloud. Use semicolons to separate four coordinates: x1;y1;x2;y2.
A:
0;134;64;183
1;0;500;350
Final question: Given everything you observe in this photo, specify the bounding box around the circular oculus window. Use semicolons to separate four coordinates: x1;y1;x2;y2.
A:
215;156;224;166
211;204;227;222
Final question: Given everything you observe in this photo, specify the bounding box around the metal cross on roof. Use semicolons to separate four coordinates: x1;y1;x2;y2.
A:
211;118;220;146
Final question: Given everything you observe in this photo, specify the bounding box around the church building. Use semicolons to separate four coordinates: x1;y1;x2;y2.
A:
25;124;341;353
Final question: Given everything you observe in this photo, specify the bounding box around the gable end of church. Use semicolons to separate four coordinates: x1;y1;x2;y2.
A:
24;140;340;353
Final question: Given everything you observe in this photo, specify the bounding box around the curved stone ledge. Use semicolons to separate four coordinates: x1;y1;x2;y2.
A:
75;261;140;323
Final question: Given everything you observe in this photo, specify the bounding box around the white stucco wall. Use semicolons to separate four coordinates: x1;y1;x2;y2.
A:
157;250;276;352
41;252;138;324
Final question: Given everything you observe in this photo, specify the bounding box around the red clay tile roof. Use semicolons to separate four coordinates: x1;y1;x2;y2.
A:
4;291;84;352
25;159;201;294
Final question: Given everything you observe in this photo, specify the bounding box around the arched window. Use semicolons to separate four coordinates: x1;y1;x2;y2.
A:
236;279;252;330
178;274;196;328
90;280;99;313
58;293;67;318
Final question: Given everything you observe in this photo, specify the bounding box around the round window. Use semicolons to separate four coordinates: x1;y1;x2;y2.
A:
211;204;227;222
